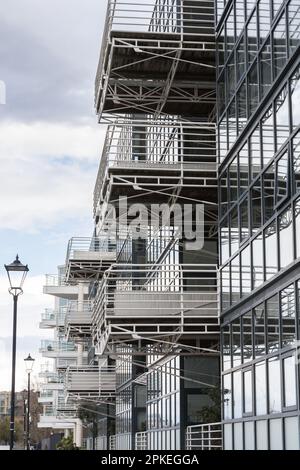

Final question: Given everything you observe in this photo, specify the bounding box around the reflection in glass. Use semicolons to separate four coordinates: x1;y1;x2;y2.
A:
240;196;249;242
251;179;262;234
254;303;266;358
263;164;275;222
219;117;227;163
228;98;237;148
265;222;278;280
293;132;300;194
295;198;300;258
243;311;253;362
221;170;228;215
255;361;267;415
223;374;232;419
261;106;275;167
288;1;300;56
260;39;272;97
283;356;296;408
243;369;253;414
248;62;259;115
291;67;300;130
222;264;230;310
221;218;230;264
237;36;246;82
267;294;280;353
231;255;240;304
252;234;264;288
275;85;290;151
230;207;239;255
276;151;288;205
279;206;294;269
273;13;287;78
233;371;242;418
227;55;236;102
281;284;296;348
226;7;235;57
241;245;251;297
268;357;281;414
237;81;247;133
250;126;261;180
239;142;249;196
229;157;238;205
258;0;271;46
247;13;257;66
232;319;241;367
222;324;231;371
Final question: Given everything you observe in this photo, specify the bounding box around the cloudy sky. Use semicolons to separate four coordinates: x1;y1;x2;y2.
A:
0;0;105;390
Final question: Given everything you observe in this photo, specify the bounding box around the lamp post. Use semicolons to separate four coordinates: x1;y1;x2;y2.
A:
4;255;29;450
24;354;35;451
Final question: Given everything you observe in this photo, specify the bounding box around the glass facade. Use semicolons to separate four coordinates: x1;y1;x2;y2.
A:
218;0;300;450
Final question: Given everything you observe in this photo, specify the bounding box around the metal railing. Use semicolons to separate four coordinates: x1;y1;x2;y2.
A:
41;308;66;326
66;237;116;261
65;365;116;397
40;340;77;353
45;274;68;287
135;431;148;450
186;423;223;450
109;434;116;450
93;263;218;323
65;301;93;327
93;120;216;214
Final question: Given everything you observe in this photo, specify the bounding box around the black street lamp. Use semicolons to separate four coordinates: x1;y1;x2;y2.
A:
4;255;29;450
24;354;35;451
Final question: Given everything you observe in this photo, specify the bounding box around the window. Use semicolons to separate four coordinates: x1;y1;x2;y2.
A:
239;142;249;195
291;67;300;130
222;264;231;310
249;125;261;180
252;234;264;288
247;13;258;66
229;157;238;205
283;355;297;408
231;255;240;304
288;0;300;56
219;116;228;163
232;319;242;367
227;55;236;102
222;324;231;371
275;86;290;151
279;206;294;268
221;218;230;264
237;36;246;82
293;132;300;194
243;369;253;414
268;357;282;413
276;151;289;205
255;361;267;415
223;374;232;419
254;303;266;358
251;179;262;234
226;8;235;57
241;245;251;297
230;207;239;255
248;62;259;114
233;371;242;418
260;39;272;97
281;284;296;347
228;99;237;148
237;81;247;133
265;221;278;280
295;198;300;258
220;169;228;215
243;311;253;362
258;0;271;46
261;106;275;167
267;294;280;352
263;163;275;222
273;13;287;78
240;196;249;242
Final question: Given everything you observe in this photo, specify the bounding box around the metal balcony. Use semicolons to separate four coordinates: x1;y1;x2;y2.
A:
39;308;66;329
38;390;55;404
65;300;93;340
95;0;216;120
135;432;148;450
65;237;116;282
43;274;89;299
39;340;79;359
94;119;217;215
93;263;219;354
186;422;222;450
65;365;116;401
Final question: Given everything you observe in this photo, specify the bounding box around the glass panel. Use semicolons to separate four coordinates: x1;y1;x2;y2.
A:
232;319;242;367
239;142;249;196
263;163;275;222
251;179;262;234
234;422;243;450
218;28;225;72
254;303;266;358
219;116;228;163
237;81;247;133
224;424;233;450
252;234;264;288
279;206;294;269
243;311;253;362
244;421;255;450
228;99;237;148
276;150;289;205
291;67;300;130
265;221;278;280
256;420;268;450
284;417;300;450
226;55;236;102
283;355;296;408
230;207;239;255
261;106;275;167
268;356;282;413
223;374;232;419
288;1;300;56
260;39;272;97
273;13;287;78
233;371;242;418
275;85;290;151
293;132;300;194
249;125;261;180
255;362;267;415
295;198;300;258
248;62;259;115
247;12;258;66
267;294;280;352
222;265;231;310
221;218;230;264
226;8;235;57
270;418;283;450
258;0;271;46
240;196;249;242
237;35;246;82
236;0;245;38
273;0;284;19
218;73;226;117
241;245;251;297
281;284;296;348
222;324;231;371
231;255;240;304
229;157;239;205
243;369;253;414
220;169;228;216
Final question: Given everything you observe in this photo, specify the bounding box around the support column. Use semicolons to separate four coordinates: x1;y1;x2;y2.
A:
74;419;83;448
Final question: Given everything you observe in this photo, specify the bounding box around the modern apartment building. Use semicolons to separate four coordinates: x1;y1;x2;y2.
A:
38;0;300;451
218;0;300;450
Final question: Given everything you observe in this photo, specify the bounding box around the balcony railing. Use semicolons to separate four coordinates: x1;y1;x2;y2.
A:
93;263;219;351
65;365;116;399
65;237;116;281
40;340;77;354
45;274;68;287
186;423;223;450
40;308;66;328
135;431;148;450
65;301;93;332
109;435;116;450
94;120;216;213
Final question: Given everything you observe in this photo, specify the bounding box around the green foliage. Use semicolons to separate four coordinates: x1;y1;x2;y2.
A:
197;383;222;424
0;416;23;445
56;435;79;451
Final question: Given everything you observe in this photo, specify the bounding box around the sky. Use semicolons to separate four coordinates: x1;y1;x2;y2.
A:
0;0;106;390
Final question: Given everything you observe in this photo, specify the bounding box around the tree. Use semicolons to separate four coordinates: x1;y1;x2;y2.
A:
0;416;23;445
56;435;79;451
78;402;98;450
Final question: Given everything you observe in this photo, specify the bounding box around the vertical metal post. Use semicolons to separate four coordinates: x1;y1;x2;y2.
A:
9;294;18;450
27;373;30;450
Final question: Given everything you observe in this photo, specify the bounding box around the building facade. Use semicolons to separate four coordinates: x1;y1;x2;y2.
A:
218;0;300;450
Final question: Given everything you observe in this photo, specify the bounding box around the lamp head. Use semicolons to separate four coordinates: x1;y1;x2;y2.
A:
5;254;29;293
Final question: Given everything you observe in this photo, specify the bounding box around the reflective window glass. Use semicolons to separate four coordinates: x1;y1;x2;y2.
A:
243;311;253;362
265;221;278;280
223;374;232;419
288;1;300;56
233;371;242;417
281;284;296;348
243;369;253;414
231;255;240;304
291;67;300;130
254;303;266;358
232;319;242;367
283;356;297;408
255;361;267;415
267;295;280;352
275;86;290;151
252;234;264;288
241;245;251;297
248;62;259;115
279;206;294;268
260;39;272;97
263;163;275;222
293;132;300;194
261;106;275;167
268;357;282;414
273;13;287;78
